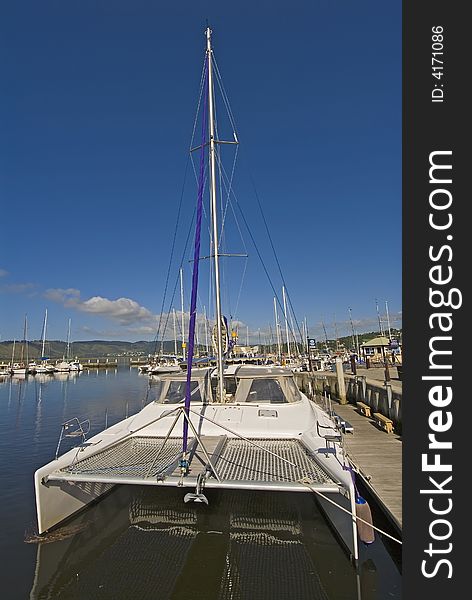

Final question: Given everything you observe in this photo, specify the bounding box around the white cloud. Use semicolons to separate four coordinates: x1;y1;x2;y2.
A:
78;296;155;324
0;269;8;277
45;288;156;326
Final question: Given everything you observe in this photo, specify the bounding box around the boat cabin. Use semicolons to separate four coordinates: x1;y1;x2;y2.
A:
152;365;302;405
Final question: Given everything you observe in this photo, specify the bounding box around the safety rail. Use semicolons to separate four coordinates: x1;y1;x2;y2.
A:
55;417;91;460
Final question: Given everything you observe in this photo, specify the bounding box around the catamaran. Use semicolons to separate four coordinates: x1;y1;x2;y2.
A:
33;28;372;563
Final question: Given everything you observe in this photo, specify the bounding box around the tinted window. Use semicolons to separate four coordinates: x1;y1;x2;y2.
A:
246;379;286;404
163;381;201;403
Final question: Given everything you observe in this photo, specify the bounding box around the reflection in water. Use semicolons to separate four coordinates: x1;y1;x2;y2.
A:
30;487;398;600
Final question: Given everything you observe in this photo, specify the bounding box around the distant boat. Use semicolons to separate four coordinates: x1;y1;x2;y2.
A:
11;316;29;375
34;309;56;374
54;360;70;373
55;318;72;373
148;355;181;375
10;362;27;376
68;359;83;372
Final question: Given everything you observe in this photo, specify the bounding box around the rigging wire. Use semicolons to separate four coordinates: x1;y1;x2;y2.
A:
153;156;190;355
152;55;207;354
211;57;304;349
212;148;302;349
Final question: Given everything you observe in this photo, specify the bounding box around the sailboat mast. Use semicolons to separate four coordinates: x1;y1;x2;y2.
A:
274;297;281;362
321;320;329;349
25;314;29;365
282;286;291;359
66;319;71;360
206;27;225;401
41;309;48;358
172;308;177;356
385;300;392;340
180;268;186;361
204;306;209;356
375;298;385;337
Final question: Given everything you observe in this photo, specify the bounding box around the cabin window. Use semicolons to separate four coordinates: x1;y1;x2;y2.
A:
246;378;287;404
284;377;302;402
224;377;238;395
163;380;202;403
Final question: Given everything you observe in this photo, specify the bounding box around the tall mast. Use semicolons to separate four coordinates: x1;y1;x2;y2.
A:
304;317;309;353
41;309;48;359
385;300;392;340
321;319;330;349
274;297;281;362
203;306;209;356
26;314;29;364
180;268;186;361
288;301;298;357
66;318;71;360
375;298;385;337
282;286;291;359
20;314;28;364
348;307;356;353
195;311;200;357
333;314;340;351
172;308;177;355
206;27;225;402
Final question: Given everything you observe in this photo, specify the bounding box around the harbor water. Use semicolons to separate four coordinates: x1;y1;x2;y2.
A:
0;368;401;599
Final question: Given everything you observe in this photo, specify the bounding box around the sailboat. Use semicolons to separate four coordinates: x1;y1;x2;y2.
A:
33;28;370;563
11;316;29;375
32;309;56;374
55;319;72;373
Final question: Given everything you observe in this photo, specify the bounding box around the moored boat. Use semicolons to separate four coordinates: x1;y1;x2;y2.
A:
33;27;371;564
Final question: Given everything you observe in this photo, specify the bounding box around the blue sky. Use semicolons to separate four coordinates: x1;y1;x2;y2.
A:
0;0;401;345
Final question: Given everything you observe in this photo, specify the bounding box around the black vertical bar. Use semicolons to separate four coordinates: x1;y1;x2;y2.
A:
404;1;467;597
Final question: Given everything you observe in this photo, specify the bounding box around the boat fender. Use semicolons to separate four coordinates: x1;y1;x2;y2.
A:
356;496;375;544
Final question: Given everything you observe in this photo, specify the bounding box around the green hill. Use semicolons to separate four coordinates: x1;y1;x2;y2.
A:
0;329;402;362
0;339;176;361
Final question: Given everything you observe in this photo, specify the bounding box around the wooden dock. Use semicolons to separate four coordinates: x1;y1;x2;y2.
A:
324;399;402;533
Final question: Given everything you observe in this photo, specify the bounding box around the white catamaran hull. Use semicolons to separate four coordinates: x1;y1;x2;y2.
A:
34;381;358;559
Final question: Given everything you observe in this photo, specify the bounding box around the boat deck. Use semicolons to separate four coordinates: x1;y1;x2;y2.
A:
46;436;339;493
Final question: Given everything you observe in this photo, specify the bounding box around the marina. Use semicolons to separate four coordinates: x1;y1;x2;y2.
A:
0;367;401;599
30;29;401;578
1;8;402;599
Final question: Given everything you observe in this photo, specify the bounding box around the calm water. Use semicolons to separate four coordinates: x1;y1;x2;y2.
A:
0;368;401;599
